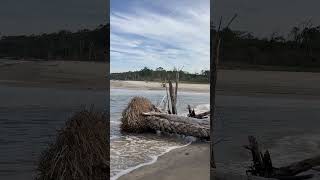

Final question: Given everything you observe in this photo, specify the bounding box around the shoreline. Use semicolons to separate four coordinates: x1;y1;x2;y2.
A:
111;142;192;180
112;69;320;97
0;60;108;91
110;80;209;93
118;142;209;180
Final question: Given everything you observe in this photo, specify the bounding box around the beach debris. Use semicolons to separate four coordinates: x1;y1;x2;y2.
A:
121;96;159;133
121;97;210;139
187;104;210;119
36;110;109;180
245;136;320;180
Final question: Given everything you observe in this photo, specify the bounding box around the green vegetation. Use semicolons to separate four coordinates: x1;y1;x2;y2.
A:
110;67;210;83
0;24;109;62
212;22;320;69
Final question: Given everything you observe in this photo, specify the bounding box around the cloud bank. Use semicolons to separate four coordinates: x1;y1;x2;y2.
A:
110;0;210;73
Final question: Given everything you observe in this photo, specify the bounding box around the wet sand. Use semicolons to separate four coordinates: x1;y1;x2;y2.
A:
118;142;209;180
0;60;108;90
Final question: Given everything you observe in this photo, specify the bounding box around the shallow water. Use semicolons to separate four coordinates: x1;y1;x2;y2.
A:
214;94;320;174
1;83;319;179
0;85;106;180
110;88;210;179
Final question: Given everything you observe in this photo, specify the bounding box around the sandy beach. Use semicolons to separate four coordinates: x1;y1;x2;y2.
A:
118;142;209;180
0;60;108;90
111;69;320;97
111;80;209;92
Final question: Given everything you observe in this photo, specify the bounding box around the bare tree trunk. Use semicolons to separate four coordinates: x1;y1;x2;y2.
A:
210;14;237;172
210;19;221;170
175;70;179;100
168;80;177;115
165;79;171;114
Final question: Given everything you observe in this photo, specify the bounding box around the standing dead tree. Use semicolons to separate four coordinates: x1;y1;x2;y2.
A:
210;14;238;170
163;68;181;115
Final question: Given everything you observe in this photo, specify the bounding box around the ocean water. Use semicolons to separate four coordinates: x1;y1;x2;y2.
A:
1;83;319;179
110;88;210;179
214;94;320;174
0;85;107;180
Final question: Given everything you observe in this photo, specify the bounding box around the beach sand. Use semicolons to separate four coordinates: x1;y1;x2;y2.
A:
111;80;209;92
0;60;108;90
111;69;320;97
118;142;209;180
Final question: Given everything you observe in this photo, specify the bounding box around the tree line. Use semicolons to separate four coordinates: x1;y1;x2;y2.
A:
212;21;320;69
110;67;210;83
0;24;109;62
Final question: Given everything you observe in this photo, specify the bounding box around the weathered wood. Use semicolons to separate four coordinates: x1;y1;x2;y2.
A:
142;112;209;127
210;16;222;170
187;104;210;119
168;80;177;114
142;112;209;140
210;14;238;171
245;136;273;177
164;79;171;114
144;114;209;139
275;155;320;177
245;136;320;180
187;105;196;117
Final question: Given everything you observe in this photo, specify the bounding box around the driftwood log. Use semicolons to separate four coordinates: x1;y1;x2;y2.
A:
188;105;210;119
187;105;210;119
143;112;209;139
121;97;209;139
245;136;320;180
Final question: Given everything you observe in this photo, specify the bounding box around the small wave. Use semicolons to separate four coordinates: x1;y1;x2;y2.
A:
110;142;191;180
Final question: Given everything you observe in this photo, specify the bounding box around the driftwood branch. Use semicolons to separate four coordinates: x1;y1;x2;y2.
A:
187;105;210;119
245;136;320;180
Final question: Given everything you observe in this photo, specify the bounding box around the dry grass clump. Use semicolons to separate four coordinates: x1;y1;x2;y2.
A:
121;96;156;133
37;110;109;180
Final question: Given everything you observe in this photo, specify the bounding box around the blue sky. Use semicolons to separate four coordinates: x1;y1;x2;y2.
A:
110;0;210;73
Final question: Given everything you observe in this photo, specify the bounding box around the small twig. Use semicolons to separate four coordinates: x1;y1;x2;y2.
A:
213;138;229;146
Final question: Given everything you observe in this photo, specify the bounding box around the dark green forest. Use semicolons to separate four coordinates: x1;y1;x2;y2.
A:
212;22;320;70
1;21;320;72
0;24;109;62
110;67;210;83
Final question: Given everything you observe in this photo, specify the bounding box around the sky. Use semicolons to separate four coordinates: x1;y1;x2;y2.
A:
213;0;320;38
110;0;210;73
0;0;108;36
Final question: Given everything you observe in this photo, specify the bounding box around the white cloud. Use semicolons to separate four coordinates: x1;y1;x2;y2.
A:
110;1;210;73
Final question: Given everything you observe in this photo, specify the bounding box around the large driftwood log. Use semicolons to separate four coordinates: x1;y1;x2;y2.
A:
121;97;209;139
142;112;209;139
245;136;320;180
